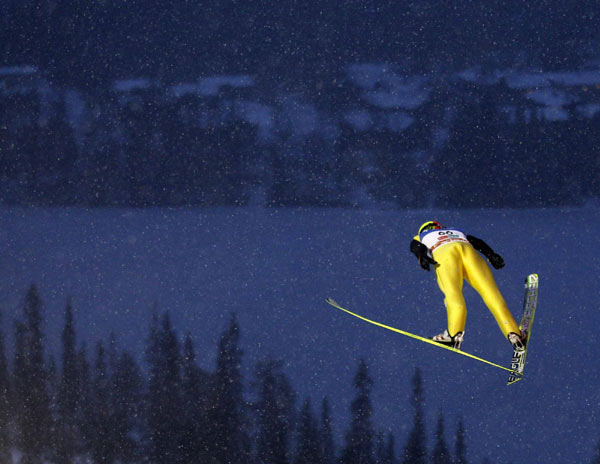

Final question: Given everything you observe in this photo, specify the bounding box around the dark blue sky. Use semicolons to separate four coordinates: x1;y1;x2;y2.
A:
1;205;598;463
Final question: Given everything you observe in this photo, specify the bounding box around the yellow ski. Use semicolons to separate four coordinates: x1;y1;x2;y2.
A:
325;297;519;375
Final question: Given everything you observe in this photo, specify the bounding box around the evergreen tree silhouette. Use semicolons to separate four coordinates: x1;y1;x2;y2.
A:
180;333;211;462
455;417;467;464
55;300;80;464
46;353;59;459
592;437;600;464
431;412;452;464
375;432;395;464
402;368;426;464
340;359;375;464
33;100;78;205
76;344;93;458
206;315;250;463
145;311;184;463
254;359;296;464
111;350;143;463
431;81;508;208
89;341;114;464
0;312;10;463
13;284;52;464
320;397;336;464
294;398;322;464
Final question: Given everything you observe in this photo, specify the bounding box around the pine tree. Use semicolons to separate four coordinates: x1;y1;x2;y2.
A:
46;354;59;459
180;333;211;463
206;315;250;464
295;398;321;464
340;359;375;464
86;339;138;464
431;412;452;464
0;312;10;463
376;432;395;464
592;437;600;464
320;397;335;464
254;359;296;464
455;417;467;464
55;300;80;464
13;285;52;464
76;344;93;459
402;368;426;464
145;311;184;463
111;350;143;463
89;341;114;464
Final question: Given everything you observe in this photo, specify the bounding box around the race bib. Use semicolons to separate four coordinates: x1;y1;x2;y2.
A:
420;228;469;252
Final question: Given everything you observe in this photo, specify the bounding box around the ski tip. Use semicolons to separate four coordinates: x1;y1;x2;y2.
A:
525;274;539;288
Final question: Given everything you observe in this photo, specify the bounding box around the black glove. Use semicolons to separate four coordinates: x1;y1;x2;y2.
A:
419;255;438;272
410;239;438;271
488;253;505;269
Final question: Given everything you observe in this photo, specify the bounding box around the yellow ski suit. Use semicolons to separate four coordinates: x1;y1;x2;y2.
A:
412;228;520;339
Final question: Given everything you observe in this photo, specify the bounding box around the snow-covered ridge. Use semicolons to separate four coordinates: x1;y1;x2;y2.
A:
3;64;599;135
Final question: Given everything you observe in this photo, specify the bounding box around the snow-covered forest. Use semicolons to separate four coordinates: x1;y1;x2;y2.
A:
2;2;600;210
0;63;600;208
2;64;600;210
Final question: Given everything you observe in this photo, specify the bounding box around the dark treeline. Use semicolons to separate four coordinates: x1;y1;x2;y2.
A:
1;70;599;209
1;283;504;464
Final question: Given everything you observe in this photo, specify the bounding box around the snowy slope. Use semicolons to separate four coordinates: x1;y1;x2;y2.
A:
1;205;599;463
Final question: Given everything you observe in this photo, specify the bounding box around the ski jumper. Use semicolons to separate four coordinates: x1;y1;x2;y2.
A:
414;228;520;338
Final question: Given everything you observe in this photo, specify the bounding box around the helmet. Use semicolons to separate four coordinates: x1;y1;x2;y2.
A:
418;221;443;234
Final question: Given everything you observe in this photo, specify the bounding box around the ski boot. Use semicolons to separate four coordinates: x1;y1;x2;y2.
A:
432;329;464;350
508;331;527;352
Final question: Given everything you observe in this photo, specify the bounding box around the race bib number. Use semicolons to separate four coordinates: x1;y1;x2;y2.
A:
421;229;469;252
